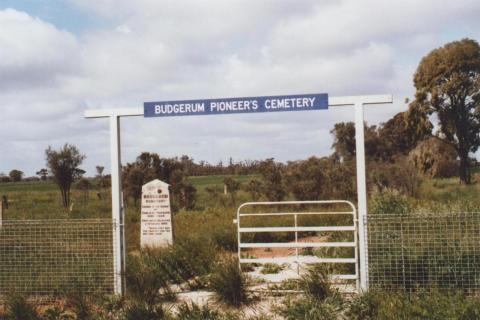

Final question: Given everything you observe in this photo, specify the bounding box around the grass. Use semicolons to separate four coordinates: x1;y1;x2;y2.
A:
209;257;250;308
1;175;480;317
260;263;285;274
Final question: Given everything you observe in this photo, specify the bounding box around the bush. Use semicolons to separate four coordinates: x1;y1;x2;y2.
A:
409;137;458;179
3;294;40;320
124;302;171;320
276;297;343;320
369;157;422;197
347;290;480;320
369;189;412;215
63;290;95;320
285;157;355;201
209;257;249;307
175;303;222;320
299;265;334;302
260;263;284;274
41;306;75;320
126;249;173;305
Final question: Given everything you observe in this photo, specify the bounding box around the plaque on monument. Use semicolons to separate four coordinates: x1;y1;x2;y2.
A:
140;179;173;248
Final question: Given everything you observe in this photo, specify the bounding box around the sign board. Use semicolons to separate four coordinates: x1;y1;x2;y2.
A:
144;93;328;118
140;179;173;248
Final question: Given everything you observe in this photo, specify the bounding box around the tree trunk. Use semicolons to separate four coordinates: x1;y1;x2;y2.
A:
458;151;471;185
61;188;70;208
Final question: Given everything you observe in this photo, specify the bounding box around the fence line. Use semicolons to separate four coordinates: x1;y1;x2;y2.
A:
365;213;480;294
0;219;115;300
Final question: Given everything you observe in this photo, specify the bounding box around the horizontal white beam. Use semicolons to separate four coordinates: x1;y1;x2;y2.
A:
240;257;356;264
84;107;143;118
239;242;356;248
239;226;355;233
330;274;358;280
239;211;354;217
83;94;393;118
328;94;393;106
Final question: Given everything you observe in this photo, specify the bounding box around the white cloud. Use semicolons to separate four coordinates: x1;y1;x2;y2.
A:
1;1;480;175
0;9;80;89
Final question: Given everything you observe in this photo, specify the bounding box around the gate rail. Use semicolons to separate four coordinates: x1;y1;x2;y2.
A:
236;200;358;288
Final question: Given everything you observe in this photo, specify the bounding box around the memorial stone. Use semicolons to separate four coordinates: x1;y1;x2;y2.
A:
140;179;173;248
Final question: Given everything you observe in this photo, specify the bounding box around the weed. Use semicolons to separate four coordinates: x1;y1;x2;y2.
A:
299;265;334;302
276;297;343;320
4;294;40;320
260;263;285;274
175;303;221;320
124;302;171;320
209;257;250;308
369;188;412;215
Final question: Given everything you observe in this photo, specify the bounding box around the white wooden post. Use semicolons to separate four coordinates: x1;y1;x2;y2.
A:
110;115;123;295
354;102;368;291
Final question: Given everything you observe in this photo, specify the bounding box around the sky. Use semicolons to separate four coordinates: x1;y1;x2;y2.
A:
0;0;479;176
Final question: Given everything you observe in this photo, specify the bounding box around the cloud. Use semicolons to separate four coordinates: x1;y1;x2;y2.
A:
1;1;480;175
0;9;80;90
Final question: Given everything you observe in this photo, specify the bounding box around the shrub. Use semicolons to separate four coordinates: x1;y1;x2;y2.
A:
276;297;343;320
209;257;249;307
126;236;217;303
260;263;284;274
4;294;40;320
347;290;480;320
124;302;171;320
175;303;221;320
125;249;173;305
41;306;75;320
369;188;412;215
299;265;333;302
369;157;422;197
409;137;458;178
64;291;94;320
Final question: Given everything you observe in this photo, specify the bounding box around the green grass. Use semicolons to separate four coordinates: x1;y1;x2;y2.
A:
0;180;58;193
188;174;258;188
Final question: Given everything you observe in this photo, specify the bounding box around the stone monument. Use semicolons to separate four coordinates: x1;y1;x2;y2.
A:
140;179;173;248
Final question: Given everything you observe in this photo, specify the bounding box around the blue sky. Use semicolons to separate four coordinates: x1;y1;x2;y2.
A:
0;0;105;33
0;0;479;176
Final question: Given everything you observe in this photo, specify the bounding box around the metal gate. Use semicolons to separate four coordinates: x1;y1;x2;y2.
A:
236;200;359;290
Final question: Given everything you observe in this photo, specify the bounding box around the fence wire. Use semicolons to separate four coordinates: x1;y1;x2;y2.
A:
0;219;115;300
365;213;480;294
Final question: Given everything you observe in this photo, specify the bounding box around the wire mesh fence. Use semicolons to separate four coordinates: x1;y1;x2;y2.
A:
0;219;115;301
365;213;480;294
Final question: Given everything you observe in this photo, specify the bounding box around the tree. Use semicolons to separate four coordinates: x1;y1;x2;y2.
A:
243;179;263;201
36;168;48;181
378;111;432;159
45;144;86;208
169;169;196;210
412;38;480;184
330;122;383;161
259;158;285;201
95;166;105;177
285;157;356;201
123;165;144;206
8;169;23;182
76;178;92;203
122;152;196;209
408;137;458;178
